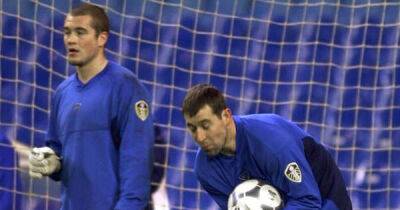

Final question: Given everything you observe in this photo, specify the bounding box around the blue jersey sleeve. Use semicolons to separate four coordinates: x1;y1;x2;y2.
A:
45;88;63;181
195;153;228;209
198;178;227;209
268;146;322;209
249;116;322;209
113;78;154;210
195;150;236;210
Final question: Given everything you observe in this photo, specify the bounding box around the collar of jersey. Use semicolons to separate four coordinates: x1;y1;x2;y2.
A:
74;62;111;88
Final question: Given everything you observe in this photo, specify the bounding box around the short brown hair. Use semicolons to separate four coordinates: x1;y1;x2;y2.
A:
70;3;109;36
182;84;227;118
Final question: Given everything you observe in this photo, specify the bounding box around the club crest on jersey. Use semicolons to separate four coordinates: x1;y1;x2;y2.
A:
135;100;149;121
284;162;302;183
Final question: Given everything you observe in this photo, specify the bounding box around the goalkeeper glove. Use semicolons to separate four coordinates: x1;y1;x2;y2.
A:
28;147;61;178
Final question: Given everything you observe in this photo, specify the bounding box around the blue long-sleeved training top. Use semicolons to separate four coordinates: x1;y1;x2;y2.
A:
195;114;351;210
46;61;154;210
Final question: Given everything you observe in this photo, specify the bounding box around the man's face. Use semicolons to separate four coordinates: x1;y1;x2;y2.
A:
63;15;104;67
184;105;229;156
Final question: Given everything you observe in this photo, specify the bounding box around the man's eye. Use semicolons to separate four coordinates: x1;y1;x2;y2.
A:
202;123;209;129
188;126;196;133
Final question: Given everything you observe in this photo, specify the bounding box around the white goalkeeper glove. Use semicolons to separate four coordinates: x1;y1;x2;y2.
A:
28;147;61;178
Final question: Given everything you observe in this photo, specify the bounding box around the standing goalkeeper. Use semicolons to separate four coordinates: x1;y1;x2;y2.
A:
28;3;154;210
182;84;352;210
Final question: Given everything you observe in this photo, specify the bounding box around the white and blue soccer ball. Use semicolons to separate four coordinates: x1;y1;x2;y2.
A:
228;179;283;210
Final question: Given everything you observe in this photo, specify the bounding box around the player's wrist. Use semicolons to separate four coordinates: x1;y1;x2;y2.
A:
47;154;62;173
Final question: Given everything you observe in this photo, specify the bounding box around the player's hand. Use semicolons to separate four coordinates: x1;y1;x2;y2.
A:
28;147;61;178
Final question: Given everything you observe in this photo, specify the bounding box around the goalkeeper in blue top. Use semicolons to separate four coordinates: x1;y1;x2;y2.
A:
28;3;154;210
182;84;352;210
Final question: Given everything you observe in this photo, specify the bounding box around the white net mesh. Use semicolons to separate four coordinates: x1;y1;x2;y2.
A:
1;0;400;209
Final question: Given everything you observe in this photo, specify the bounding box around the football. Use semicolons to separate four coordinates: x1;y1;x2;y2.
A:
228;179;283;210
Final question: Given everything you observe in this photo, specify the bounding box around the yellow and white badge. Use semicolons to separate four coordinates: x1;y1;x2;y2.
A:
135;100;149;121
284;162;302;183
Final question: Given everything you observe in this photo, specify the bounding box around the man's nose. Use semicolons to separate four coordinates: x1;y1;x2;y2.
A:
195;129;206;143
65;34;77;44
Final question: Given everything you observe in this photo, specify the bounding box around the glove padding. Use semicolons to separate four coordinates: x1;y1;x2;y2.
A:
29;147;61;178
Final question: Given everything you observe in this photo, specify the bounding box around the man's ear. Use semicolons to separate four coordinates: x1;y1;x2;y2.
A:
222;108;232;120
97;31;108;47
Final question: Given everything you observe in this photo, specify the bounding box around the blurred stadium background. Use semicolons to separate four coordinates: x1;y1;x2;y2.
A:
1;0;400;209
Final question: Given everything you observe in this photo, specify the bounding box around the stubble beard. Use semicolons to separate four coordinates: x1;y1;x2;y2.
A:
67;52;96;67
220;126;233;156
68;59;83;67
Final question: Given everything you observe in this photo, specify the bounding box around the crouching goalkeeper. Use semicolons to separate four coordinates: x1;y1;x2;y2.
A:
28;3;154;210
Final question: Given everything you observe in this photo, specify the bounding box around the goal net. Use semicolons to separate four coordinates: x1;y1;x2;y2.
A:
1;0;399;209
